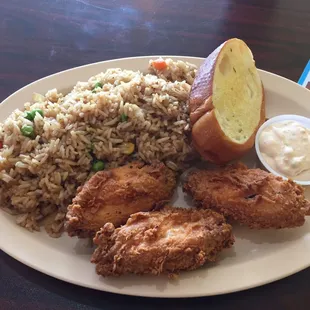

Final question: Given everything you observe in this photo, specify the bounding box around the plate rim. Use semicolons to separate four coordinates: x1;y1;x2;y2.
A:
1;55;309;107
1;55;310;298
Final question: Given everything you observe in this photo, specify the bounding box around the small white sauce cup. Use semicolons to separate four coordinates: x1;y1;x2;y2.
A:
255;114;310;186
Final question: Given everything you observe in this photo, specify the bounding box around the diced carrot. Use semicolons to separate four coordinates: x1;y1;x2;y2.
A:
152;59;167;71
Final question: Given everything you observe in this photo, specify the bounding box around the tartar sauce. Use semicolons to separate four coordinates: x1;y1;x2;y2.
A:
259;120;310;181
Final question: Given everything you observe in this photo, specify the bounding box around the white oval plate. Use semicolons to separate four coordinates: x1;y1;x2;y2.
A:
1;56;310;298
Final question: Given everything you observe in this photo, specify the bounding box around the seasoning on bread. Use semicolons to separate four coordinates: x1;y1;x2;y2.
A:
189;38;265;164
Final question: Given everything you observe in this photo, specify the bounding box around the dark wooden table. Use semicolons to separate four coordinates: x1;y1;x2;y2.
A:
1;0;310;309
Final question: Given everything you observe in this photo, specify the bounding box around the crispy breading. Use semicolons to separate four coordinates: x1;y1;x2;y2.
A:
183;163;310;229
65;162;176;237
91;207;234;277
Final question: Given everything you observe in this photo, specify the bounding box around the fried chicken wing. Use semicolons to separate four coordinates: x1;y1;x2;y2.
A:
91;207;234;277
183;163;310;229
65;162;176;237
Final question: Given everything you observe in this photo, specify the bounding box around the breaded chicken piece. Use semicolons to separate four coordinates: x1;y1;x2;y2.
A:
183;163;310;229
65;162;176;238
91;207;234;277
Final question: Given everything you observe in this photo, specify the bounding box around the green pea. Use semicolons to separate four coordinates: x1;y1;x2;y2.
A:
120;113;128;122
92;160;105;172
21;125;35;139
24;111;33;120
24;109;44;121
93;82;103;89
33;109;44;117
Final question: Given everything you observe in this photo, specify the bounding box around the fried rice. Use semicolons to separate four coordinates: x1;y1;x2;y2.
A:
0;58;197;237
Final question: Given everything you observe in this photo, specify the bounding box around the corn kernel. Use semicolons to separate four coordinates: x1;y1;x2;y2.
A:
122;142;135;155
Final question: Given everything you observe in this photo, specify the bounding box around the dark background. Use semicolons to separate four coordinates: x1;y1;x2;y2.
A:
1;0;310;309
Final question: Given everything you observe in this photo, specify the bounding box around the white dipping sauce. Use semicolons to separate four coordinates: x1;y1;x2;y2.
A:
259;120;310;181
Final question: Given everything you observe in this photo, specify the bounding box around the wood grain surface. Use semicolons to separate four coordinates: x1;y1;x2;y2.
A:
1;0;310;309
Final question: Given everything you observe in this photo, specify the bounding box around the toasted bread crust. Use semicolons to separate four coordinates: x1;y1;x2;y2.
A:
189;39;265;164
189;43;223;116
191;86;265;163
